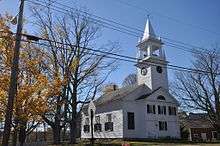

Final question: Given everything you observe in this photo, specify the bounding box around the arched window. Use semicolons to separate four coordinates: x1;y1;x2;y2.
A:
157;95;165;100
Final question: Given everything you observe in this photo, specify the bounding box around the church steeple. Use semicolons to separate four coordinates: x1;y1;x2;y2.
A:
137;19;164;60
136;19;169;91
142;19;156;40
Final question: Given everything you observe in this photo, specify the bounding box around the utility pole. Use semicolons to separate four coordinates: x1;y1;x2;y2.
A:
2;0;25;145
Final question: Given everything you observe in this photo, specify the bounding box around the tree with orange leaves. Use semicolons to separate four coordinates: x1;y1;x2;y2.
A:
0;14;65;146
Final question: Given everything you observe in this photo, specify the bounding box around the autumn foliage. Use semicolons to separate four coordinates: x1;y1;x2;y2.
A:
0;14;64;126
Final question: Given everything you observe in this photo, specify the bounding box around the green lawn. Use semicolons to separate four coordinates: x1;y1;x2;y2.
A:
127;141;220;146
47;140;220;146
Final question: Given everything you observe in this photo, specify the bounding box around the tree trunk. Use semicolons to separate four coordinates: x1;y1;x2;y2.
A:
50;94;62;144
12;119;18;146
62;124;66;141
52;125;61;145
18;121;27;146
62;85;68;142
69;118;77;144
43;122;47;141
69;90;77;144
41;96;62;144
12;129;18;146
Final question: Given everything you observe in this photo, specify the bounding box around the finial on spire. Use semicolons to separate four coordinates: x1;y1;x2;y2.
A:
147;14;151;20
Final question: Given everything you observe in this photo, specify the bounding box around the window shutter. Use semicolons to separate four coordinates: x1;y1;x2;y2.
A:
168;106;171;115
153;105;156;114
158;106;161;114
159;121;162;130
147;105;150;113
165;122;167;130
164;106;166;115
174;107;177;115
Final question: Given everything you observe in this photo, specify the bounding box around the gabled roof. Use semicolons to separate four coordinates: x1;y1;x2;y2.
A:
82;84;148;115
188;113;209;119
135;87;179;105
94;84;146;106
83;84;149;108
136;87;162;100
180;113;213;129
82;84;179;115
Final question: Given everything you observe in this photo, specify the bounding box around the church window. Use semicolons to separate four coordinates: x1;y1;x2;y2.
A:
158;105;166;115
85;117;89;125
106;114;112;122
94;116;102;132
168;106;177;115
83;125;90;133
159;121;167;131
105;114;113;131
147;104;156;114
127;112;135;130
157;95;165;100
156;66;163;73
84;117;90;133
95;116;100;124
94;123;102;132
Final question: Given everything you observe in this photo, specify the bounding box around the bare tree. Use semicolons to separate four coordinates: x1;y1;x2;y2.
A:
172;48;220;139
122;73;137;87
31;3;118;144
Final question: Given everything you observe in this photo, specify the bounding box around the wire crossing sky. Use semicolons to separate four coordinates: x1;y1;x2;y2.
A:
0;0;220;85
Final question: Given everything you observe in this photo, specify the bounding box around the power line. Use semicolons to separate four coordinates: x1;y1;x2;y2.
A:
34;0;144;34
24;39;215;74
0;32;219;75
113;0;220;37
26;0;214;55
26;0;141;37
28;0;213;55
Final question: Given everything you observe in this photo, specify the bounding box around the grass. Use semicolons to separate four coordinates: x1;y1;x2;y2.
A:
48;140;220;146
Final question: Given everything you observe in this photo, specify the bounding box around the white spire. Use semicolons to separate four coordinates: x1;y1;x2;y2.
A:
142;19;156;40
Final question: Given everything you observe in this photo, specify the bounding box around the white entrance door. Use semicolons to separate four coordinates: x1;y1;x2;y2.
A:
201;133;207;141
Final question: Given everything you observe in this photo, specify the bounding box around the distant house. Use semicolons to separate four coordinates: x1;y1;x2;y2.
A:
180;113;217;141
81;19;180;139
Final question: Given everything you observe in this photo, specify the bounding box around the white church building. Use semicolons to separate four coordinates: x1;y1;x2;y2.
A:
81;19;180;139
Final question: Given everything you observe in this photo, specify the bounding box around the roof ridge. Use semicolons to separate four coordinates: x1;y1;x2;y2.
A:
94;84;144;106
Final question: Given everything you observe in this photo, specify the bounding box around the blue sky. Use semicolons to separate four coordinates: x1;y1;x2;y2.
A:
1;0;220;86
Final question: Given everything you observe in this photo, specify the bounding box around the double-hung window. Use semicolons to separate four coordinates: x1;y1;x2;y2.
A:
95;116;100;124
158;105;166;115
83;117;90;133
168;106;177;115
147;104;156;114
105;114;113;131
127;112;135;130
94;116;102;132
159;121;167;131
106;114;112;122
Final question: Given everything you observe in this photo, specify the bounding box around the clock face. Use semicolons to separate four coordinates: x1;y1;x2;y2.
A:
156;66;163;73
141;67;147;76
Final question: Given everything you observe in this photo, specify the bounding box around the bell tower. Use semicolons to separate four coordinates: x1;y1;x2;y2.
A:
136;19;169;91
